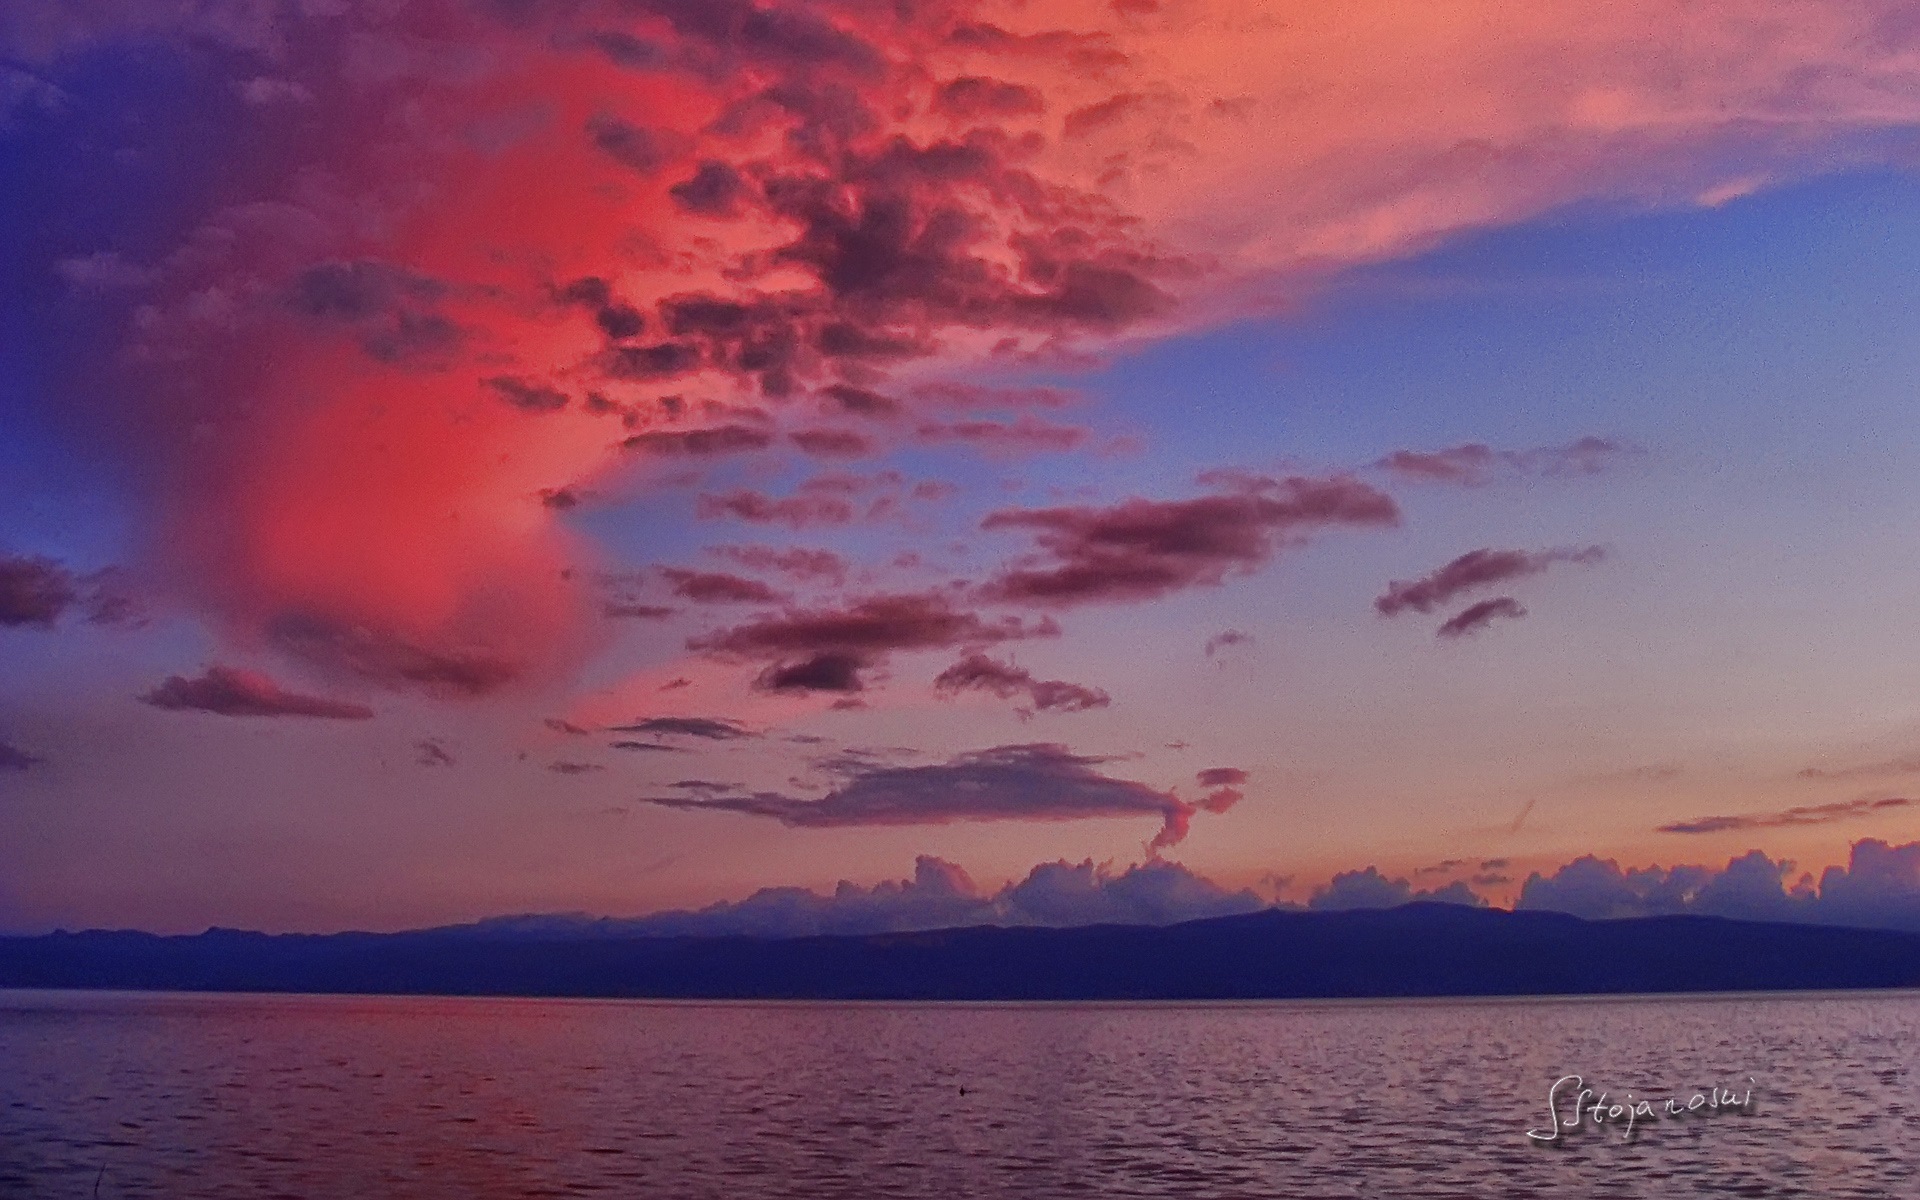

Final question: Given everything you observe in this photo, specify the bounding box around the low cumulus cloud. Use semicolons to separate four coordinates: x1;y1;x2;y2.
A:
1307;867;1488;911
617;855;1264;938
1513;841;1920;930
642;742;1227;852
480;839;1920;938
139;666;374;720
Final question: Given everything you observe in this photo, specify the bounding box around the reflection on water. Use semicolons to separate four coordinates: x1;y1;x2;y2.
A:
2;989;1915;1197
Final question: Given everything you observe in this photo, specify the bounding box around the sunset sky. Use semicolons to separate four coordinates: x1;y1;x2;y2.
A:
8;0;1920;934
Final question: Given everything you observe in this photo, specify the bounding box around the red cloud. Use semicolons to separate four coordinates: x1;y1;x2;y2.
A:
20;0;1917;703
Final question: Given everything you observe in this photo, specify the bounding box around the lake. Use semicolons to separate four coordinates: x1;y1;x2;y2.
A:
2;989;1914;1197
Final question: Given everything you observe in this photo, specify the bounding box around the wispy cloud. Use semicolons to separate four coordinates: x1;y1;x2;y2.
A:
1659;797;1914;835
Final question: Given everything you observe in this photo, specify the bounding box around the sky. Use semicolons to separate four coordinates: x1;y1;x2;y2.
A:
7;0;1920;935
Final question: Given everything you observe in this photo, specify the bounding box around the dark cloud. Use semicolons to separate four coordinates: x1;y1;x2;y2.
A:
755;130;1180;346
1374;436;1637;486
789;428;873;457
1659;796;1914;835
545;718;590;736
757;651;868;693
485;375;569;413
660;568;787;604
692;592;1058;694
979;475;1398;605
1;555;77;627
595;302;646;340
586;112;669;174
624;425;774;456
139;666;375;719
670;160;753;217
819;383;902;419
548;760;605;774
1376;546;1605;616
540;487;582;510
608;717;755;740
602;342;703;381
0;555;138;629
554;276;647;341
583;29;669;70
284;261;464;365
416;738;455;767
933;76;1046;119
1435;596;1527;637
0;741;42;771
612;740;687;753
643;742;1219;851
933;652;1110;713
711;544;848;584
1308;867;1488;911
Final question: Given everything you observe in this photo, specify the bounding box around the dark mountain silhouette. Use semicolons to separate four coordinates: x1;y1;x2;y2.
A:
5;903;1920;1001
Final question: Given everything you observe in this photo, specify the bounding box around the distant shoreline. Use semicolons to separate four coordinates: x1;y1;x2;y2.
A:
7;985;1920;1010
6;903;1920;1003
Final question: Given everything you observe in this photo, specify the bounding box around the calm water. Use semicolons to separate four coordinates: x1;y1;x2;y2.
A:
1;989;1915;1198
